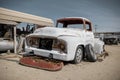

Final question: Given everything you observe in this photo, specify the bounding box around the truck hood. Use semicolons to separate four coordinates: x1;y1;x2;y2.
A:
28;27;84;37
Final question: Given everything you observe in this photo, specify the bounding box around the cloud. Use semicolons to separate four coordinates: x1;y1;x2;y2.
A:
0;0;120;32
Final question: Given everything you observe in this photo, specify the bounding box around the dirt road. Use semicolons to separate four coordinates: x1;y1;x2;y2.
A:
0;45;120;80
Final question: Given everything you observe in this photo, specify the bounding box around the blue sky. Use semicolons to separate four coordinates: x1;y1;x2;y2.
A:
0;0;120;32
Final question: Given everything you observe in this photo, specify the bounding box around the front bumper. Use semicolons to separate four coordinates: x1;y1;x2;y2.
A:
25;47;68;61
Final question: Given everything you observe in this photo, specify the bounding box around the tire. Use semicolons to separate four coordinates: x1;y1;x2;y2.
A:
86;44;97;62
73;46;83;64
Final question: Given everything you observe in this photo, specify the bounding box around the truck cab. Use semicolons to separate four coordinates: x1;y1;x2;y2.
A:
56;17;94;46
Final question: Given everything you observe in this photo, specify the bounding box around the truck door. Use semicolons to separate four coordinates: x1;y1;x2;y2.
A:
84;22;94;46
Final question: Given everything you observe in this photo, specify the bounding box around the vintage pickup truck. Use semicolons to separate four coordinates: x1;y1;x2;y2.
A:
25;17;104;64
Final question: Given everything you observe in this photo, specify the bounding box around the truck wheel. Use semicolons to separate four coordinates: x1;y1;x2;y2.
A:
86;44;97;62
73;46;83;64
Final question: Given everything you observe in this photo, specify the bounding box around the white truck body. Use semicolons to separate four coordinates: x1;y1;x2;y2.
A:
25;17;104;62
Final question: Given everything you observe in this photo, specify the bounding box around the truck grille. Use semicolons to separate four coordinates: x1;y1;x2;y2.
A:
39;38;53;50
26;37;67;53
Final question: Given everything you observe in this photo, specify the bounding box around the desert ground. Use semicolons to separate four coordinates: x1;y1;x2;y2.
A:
0;45;120;80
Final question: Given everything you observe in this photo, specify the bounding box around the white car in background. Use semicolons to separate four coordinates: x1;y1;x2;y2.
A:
25;17;104;64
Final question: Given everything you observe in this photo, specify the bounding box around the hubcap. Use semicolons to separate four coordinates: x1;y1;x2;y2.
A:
76;48;82;62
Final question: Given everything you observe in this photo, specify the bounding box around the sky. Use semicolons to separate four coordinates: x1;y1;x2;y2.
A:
0;0;120;32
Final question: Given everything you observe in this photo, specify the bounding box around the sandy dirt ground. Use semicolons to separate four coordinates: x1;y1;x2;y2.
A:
0;45;120;80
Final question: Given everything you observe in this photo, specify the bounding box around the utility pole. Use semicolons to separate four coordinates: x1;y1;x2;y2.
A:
95;25;98;33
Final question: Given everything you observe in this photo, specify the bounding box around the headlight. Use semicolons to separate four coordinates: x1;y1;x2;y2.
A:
26;37;39;48
52;39;67;54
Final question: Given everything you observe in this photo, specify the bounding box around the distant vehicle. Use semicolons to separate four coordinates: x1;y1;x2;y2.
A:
25;17;105;64
103;35;119;45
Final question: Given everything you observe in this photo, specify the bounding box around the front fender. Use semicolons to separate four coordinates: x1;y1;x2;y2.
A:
65;37;85;61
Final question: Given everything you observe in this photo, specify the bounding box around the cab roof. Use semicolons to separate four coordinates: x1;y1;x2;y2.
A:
57;17;91;24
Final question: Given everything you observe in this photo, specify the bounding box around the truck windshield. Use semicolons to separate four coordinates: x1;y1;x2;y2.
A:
67;24;84;29
57;23;84;29
57;23;90;30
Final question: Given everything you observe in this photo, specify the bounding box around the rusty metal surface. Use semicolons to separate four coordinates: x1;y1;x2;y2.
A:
19;56;63;71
